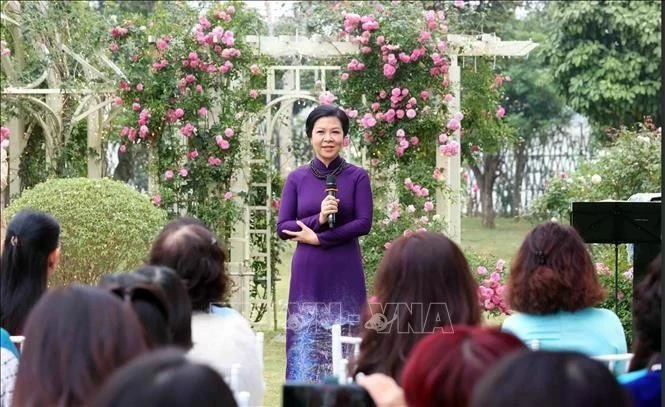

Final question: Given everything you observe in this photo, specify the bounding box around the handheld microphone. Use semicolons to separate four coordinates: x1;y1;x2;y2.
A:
325;175;337;228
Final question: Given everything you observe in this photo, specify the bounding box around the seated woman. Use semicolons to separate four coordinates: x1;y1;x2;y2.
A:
135;265;193;350
99;272;171;348
12;285;147;406
401;325;526;407
353;231;481;382
93;348;237;407
471;350;632;407
619;254;661;407
0;327;19;407
501;222;627;356
148;218;264;406
1;210;60;335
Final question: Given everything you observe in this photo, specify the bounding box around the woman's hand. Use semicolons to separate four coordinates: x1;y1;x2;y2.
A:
281;220;320;245
356;373;406;406
319;195;340;225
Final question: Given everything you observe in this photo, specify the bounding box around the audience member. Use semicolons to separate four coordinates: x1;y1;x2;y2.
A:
0;328;19;407
99;272;171;348
502;222;626;355
93;348;238;407
471;350;633;407
12;285;147;406
149;217;264;405
619;254;661;407
401;325;526;406
135;265;193;349
0;210;60;335
354;231;481;382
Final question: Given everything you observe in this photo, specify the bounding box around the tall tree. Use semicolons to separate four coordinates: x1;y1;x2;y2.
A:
501;4;572;216
544;0;661;131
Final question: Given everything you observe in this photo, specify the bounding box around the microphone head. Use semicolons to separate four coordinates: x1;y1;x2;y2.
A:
326;175;336;187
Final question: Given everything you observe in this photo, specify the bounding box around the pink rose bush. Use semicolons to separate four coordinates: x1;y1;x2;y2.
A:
107;2;266;231
475;259;511;317
327;2;472;284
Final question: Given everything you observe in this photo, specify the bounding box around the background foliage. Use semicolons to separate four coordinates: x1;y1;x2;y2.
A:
529;120;661;222
5;177;167;286
544;0;662;133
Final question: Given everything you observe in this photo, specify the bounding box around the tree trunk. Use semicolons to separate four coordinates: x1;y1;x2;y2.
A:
511;142;528;217
471;155;501;229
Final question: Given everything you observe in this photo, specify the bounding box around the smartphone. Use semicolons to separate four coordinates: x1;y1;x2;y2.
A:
282;382;376;407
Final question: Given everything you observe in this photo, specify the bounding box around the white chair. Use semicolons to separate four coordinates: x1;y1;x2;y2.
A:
9;335;24;350
528;339;540;350
331;323;362;384
592;353;634;374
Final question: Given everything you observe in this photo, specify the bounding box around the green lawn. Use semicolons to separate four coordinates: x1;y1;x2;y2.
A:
257;217;533;407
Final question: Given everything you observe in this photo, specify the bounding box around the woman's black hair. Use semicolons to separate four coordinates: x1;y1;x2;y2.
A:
93;347;238;407
0;210;60;334
99;272;171;349
471;350;632;407
135;265;193;349
305;104;350;138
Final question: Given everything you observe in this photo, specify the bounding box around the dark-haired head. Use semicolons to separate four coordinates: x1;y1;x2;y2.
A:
93;347;237;407
305;104;349;138
135;265;193;349
99;272;171;349
354;231;481;382
402;326;526;407
13;285;147;407
629;254;661;371
471;350;632;407
148;218;230;311
0;210;60;334
507;222;604;314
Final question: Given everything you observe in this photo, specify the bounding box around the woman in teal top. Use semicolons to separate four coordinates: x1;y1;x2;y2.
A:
501;222;626;356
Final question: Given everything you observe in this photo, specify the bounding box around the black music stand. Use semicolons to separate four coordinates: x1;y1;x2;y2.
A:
570;201;661;313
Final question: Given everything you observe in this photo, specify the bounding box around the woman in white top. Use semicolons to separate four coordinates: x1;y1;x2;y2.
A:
148;217;264;406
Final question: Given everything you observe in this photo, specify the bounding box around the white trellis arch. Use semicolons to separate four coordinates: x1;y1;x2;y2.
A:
228;65;344;328
0;6;119;206
227;35;538;325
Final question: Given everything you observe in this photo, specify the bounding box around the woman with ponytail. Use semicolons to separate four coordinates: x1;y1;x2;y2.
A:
0;210;60;335
501;221;626;356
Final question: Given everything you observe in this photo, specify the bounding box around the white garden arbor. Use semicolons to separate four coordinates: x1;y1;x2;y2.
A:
0;21;537;325
230;34;537;327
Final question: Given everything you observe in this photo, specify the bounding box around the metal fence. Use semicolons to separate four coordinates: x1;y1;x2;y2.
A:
466;114;593;216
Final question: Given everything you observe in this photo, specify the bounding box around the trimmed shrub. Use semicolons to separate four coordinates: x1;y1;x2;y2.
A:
6;178;167;286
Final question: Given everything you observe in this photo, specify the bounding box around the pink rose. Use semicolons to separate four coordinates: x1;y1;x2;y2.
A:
224;128;234;138
188;149;199;160
409;136;419;146
423;201;434;212
446;118;461;131
132;103;140;111
224;191;233;200
496;106;506;118
406;109;416;119
136;83;143;92
249;89;259;99
383;64;396;79
198;107;208;117
179;168;188;177
341;72;349;80
164;170;174;180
